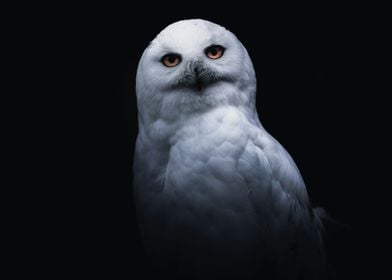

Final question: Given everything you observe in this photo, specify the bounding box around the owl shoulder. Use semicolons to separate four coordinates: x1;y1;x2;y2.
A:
238;125;310;205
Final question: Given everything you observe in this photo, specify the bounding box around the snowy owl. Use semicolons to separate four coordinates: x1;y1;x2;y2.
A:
134;19;326;280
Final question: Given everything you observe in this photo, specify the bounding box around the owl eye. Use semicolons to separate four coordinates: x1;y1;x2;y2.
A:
205;45;225;60
162;53;181;67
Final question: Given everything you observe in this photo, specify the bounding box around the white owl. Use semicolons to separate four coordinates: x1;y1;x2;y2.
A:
134;19;326;280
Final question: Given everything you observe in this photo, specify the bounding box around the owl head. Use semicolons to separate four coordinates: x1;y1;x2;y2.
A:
136;19;257;123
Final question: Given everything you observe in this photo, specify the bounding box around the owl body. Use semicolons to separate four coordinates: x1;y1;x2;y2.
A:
134;19;326;279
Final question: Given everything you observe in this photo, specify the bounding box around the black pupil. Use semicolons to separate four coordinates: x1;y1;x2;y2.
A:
168;56;176;63
210;48;218;56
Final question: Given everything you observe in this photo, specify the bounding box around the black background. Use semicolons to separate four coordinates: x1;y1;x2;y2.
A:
19;2;387;279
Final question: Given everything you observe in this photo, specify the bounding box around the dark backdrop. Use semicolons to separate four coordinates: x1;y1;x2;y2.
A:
32;3;385;279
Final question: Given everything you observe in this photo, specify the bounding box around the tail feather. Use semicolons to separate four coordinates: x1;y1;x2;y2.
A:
313;207;351;280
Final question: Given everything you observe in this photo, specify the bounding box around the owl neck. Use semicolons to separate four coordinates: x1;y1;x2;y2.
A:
138;102;262;150
137;73;259;144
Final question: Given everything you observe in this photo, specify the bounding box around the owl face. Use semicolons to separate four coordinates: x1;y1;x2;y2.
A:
136;19;256;121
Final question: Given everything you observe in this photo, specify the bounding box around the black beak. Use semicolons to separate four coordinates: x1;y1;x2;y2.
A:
177;61;217;92
193;62;203;91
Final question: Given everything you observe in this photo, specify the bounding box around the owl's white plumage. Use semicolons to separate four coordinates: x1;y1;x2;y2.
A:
134;19;326;279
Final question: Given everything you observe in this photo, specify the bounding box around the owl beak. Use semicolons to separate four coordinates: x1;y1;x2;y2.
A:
192;62;203;92
178;61;214;92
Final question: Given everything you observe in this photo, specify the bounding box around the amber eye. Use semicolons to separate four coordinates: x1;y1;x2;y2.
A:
162;53;181;67
205;45;225;59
